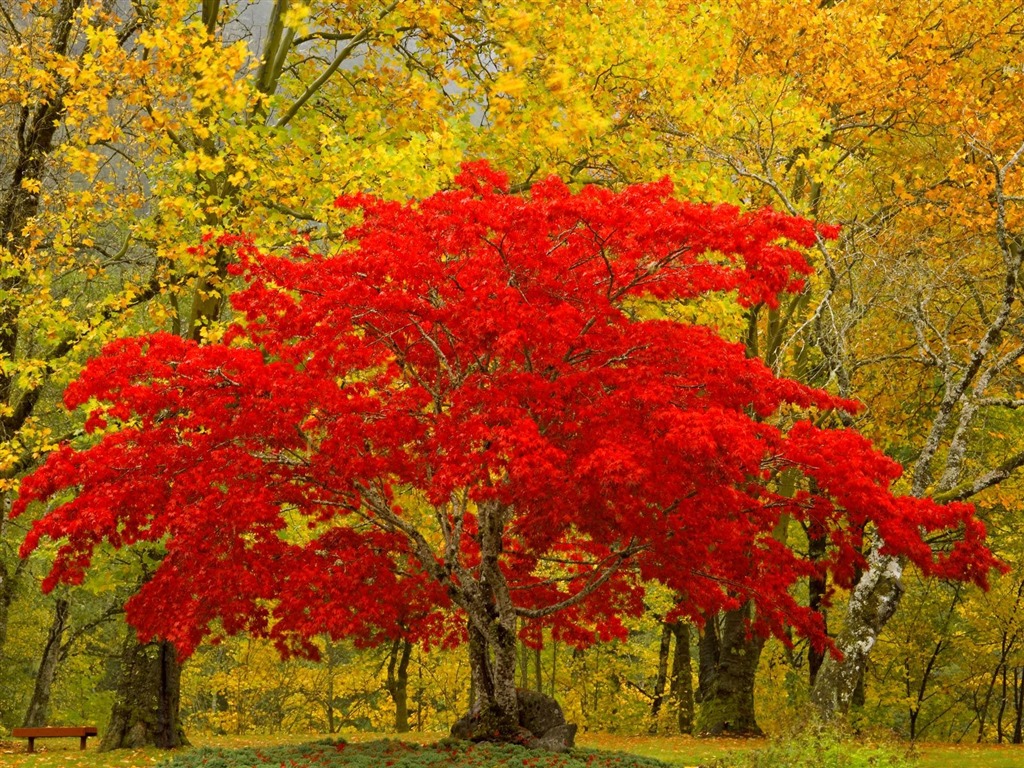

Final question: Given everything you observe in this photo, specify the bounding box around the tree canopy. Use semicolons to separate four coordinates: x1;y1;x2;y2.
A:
13;165;999;737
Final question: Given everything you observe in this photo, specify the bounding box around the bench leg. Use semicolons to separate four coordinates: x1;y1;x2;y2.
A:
27;737;34;754
80;735;88;750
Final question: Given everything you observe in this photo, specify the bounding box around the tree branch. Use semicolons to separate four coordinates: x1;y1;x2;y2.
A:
275;2;400;128
932;450;1024;503
515;542;647;619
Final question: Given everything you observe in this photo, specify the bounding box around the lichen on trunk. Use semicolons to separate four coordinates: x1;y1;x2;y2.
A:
811;548;903;717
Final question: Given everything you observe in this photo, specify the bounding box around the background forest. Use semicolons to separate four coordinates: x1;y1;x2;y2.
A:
1;0;1024;751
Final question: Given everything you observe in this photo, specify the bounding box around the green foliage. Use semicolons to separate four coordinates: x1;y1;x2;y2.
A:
709;724;915;768
156;739;673;768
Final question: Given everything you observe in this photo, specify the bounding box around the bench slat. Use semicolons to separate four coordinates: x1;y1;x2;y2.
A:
13;727;97;737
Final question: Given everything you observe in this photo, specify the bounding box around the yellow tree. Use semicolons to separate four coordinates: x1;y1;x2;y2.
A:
0;0;720;744
10;0;1021;740
629;0;1024;724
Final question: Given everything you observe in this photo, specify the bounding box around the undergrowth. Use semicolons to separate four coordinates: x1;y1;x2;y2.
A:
708;723;916;768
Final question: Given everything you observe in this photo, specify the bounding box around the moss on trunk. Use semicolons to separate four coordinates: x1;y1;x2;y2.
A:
100;633;188;751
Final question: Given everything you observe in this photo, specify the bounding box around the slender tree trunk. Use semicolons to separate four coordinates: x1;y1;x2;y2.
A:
669;622;694;734
519;641;529;689
998;665;1008;743
100;632;188;750
550;638;557;699
416;649;424;732
696;603;764;736
325;642;337;734
326;685;336;734
976;630;1016;744
977;660;1003;743
23;598;70;727
535;645;543;693
649;622;673;733
1013;668;1024;744
906;657;919;741
385;637;412;733
807;524;828;686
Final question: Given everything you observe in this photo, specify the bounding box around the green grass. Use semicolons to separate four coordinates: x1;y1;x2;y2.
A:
915;743;1024;768
577;734;751;765
0;733;1019;768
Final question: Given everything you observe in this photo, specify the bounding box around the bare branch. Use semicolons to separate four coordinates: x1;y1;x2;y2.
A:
933;450;1024;503
515;542;648;619
977;397;1024;409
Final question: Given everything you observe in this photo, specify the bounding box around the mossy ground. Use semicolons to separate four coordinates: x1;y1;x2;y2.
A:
158;739;673;768
0;733;1019;768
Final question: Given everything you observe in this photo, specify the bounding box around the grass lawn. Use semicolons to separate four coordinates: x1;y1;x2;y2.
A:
578;734;753;765
0;732;1019;768
914;743;1024;768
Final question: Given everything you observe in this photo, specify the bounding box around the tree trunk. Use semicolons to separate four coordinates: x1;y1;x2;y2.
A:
649;621;673;733
550;638;557;699
811;548;904;717
461;499;522;736
23;598;70;727
519;641;529;689
696;618;720;704
100;632;188;750
671;622;696;737
463;616;521;738
385;637;412;733
807;524;828;686
535;644;543;692
670;621;694;734
1013;668;1024;744
998;665;1009;743
696;603;764;736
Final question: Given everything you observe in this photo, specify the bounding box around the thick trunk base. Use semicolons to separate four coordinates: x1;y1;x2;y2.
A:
100;634;188;751
696;606;764;737
670;622;695;734
451;689;577;751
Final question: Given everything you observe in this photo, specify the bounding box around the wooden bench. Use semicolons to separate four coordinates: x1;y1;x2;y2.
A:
11;726;98;753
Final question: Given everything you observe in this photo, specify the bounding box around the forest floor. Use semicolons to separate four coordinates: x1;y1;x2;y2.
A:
0;731;1020;767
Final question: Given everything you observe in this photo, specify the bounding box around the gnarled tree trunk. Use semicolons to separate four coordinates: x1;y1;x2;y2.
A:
811;548;903;717
670;621;694;734
696;603;764;736
464;613;521;737
100;632;188;750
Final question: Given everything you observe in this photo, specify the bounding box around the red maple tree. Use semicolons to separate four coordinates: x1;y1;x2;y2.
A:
14;163;996;738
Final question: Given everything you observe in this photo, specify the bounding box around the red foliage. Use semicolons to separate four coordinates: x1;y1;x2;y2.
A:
13;165;997;658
